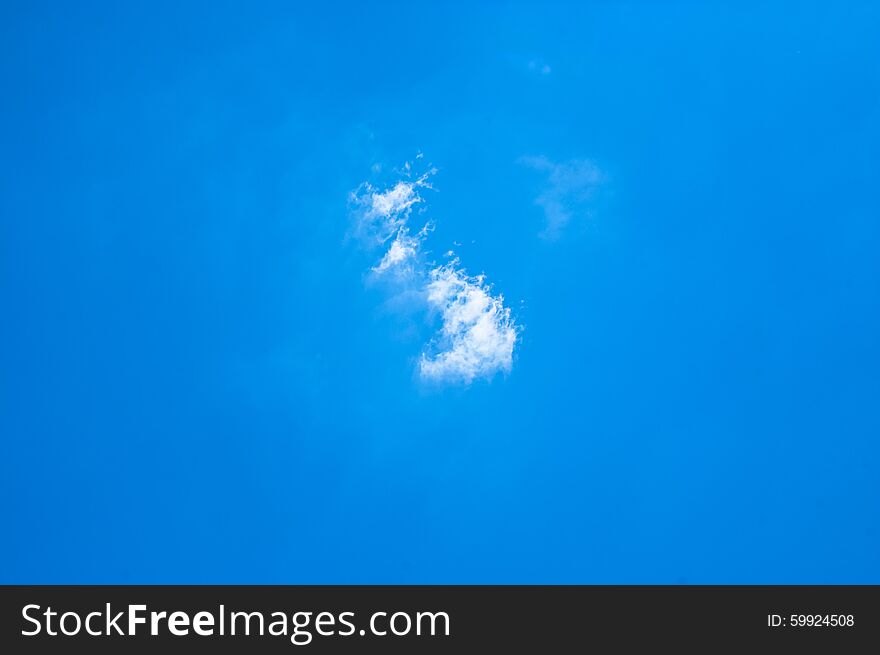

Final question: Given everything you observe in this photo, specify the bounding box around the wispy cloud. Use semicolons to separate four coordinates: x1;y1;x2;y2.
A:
419;259;518;384
371;223;432;280
519;156;603;239
350;160;520;385
348;169;435;247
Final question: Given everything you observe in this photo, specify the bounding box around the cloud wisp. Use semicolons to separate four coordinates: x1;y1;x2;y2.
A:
350;161;520;386
349;169;435;248
519;155;603;240
371;223;432;280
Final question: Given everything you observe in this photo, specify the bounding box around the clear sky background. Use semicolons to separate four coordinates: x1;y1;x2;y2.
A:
1;2;878;583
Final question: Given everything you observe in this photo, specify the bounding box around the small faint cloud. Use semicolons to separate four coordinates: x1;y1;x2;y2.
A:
519;155;603;239
527;59;552;75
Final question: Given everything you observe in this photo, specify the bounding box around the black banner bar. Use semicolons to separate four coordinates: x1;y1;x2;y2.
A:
1;586;877;653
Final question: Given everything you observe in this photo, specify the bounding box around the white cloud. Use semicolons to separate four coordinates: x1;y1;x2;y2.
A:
519;155;602;239
351;161;520;386
373;228;419;274
349;169;434;246
419;258;518;385
371;223;432;279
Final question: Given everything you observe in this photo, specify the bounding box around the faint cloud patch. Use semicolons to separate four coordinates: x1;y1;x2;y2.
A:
528;59;552;75
519;155;603;240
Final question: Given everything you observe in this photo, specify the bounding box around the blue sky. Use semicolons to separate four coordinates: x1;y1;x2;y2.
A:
1;2;878;583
